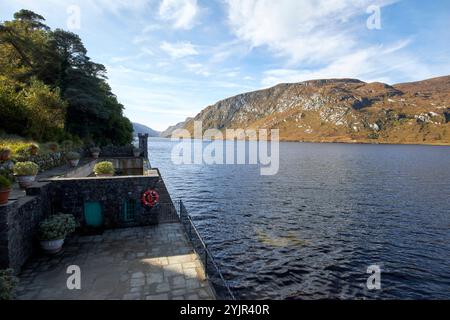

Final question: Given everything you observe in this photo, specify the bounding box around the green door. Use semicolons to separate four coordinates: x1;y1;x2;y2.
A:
84;202;103;227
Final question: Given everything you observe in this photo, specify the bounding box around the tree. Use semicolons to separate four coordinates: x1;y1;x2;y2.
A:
20;79;67;141
0;10;133;145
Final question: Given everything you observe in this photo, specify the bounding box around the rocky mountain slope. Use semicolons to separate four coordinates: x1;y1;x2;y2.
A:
178;76;450;145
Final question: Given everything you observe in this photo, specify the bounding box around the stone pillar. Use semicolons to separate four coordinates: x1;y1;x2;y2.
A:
138;133;149;159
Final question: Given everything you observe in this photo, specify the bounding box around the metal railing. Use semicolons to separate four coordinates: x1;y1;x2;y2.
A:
177;200;236;300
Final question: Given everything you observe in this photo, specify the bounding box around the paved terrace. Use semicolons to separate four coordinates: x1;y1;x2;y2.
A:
15;223;215;300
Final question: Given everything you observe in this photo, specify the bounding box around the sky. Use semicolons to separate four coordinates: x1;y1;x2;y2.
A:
1;0;449;131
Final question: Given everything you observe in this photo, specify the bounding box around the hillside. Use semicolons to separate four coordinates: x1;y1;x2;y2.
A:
132;123;160;137
178;76;450;145
160;118;193;138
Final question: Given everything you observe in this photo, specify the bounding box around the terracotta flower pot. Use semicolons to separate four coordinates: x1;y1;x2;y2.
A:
40;239;65;254
30;146;39;156
69;159;80;167
91;152;100;159
0;188;11;205
16;175;36;189
0;150;11;161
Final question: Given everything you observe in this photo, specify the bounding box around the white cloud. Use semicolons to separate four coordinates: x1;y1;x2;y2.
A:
185;63;211;77
261;40;436;87
159;0;200;30
160;41;199;58
224;0;398;64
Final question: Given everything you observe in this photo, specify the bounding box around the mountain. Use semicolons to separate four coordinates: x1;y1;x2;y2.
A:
179;76;450;145
160;117;193;138
132;123;160;137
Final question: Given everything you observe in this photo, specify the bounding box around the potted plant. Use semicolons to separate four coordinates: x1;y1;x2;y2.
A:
29;143;39;156
66;152;81;167
47;142;59;153
13;161;39;189
0;147;12;162
0;269;17;300
133;147;141;158
90;147;101;159
38;214;77;254
93;161;114;177
0;175;12;205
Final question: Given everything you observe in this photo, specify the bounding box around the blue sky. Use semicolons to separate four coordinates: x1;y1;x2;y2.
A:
1;0;449;131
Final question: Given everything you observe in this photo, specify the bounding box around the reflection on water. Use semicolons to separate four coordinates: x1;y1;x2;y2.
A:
149;138;450;299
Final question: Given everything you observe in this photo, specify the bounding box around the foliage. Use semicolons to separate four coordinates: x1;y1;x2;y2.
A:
13;161;39;176
90;147;101;153
0;10;133;145
0;175;12;190
66;151;80;160
0;269;17;300
94;161;114;175
38;213;77;241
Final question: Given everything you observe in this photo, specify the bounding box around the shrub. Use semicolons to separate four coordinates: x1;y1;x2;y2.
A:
0;175;12;190
13;161;39;176
66;151;80;160
38;214;77;241
0;269;17;300
94;161;114;175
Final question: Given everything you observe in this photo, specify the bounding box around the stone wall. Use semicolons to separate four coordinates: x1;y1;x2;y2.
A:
0;182;51;274
46;171;178;228
96;145;135;158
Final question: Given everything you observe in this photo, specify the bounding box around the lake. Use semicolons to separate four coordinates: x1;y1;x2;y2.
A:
148;138;450;299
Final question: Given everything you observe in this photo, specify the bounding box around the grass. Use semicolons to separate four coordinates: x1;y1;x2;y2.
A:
0;134;50;158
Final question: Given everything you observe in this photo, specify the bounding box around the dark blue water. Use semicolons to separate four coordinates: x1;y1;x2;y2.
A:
148;138;450;299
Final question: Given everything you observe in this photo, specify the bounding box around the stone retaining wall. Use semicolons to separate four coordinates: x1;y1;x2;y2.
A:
0;182;52;273
47;173;178;228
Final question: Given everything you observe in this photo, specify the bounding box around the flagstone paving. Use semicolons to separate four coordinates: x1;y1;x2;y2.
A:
15;223;215;300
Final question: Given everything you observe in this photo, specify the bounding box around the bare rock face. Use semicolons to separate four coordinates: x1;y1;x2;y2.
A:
177;76;450;144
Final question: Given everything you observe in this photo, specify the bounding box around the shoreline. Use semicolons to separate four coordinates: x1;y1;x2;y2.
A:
155;136;450;147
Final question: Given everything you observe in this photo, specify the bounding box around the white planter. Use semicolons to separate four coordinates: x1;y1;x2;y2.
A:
95;173;114;177
40;239;65;254
69;159;80;167
91;152;100;159
16;175;36;189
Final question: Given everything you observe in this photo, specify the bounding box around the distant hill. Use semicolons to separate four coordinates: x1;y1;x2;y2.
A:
160;117;193;138
132;122;160;137
178;76;450;145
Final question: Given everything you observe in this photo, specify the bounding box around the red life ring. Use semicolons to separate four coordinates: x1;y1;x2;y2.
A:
141;190;159;208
